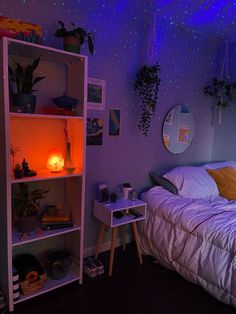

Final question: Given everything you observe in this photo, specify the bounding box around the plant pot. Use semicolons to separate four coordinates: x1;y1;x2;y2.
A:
46;251;72;280
16;215;38;233
12;94;36;114
63;36;81;54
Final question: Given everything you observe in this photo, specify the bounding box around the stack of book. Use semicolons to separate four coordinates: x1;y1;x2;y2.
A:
41;207;73;231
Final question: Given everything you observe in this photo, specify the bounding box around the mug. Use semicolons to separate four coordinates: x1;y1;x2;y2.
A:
122;183;132;199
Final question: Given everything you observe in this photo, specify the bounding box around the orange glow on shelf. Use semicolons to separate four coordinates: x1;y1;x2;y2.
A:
47;149;64;172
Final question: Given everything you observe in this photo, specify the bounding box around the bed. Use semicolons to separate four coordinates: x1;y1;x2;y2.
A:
139;161;236;307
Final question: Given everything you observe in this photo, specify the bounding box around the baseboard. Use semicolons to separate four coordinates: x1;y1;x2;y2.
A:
84;233;134;258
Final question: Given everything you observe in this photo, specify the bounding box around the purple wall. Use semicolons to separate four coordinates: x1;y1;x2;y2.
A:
1;1;218;250
210;42;236;161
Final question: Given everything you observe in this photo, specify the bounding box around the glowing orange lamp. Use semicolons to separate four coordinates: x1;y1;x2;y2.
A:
47;149;64;172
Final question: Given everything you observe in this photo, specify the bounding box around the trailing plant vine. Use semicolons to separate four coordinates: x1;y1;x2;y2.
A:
134;62;161;136
204;77;236;108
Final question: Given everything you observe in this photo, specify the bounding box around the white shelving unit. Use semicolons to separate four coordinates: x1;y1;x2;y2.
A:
0;37;87;311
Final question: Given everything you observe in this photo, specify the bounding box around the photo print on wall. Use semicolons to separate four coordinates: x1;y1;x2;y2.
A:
177;125;190;144
87;78;106;110
109;109;120;136
86;118;104;145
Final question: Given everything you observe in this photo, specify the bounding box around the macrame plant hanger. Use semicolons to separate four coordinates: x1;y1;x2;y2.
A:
217;42;229;124
147;0;158;65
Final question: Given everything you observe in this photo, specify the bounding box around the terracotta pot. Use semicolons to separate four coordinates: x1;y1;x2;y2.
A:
16;215;38;233
63;36;81;54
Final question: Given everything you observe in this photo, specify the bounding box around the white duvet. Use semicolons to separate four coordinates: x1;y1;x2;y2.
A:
140;186;236;307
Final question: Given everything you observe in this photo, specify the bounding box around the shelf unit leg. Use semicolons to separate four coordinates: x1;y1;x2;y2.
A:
122;225;126;251
109;227;117;276
95;223;106;258
132;221;143;264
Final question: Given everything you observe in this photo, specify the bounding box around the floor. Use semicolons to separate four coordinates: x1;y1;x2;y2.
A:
11;242;236;314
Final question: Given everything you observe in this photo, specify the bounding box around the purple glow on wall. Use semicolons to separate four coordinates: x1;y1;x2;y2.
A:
1;1;234;249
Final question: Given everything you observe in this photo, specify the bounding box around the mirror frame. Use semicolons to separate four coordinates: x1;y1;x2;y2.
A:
162;104;195;154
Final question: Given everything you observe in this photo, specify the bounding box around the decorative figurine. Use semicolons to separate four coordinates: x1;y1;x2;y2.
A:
22;158;37;177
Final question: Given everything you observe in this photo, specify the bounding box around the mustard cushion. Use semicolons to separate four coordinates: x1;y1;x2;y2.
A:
207;167;236;200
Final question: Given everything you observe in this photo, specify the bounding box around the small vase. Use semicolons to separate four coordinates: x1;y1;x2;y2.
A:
65;142;75;173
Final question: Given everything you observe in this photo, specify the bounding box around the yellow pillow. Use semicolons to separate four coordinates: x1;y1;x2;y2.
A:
207;167;236;200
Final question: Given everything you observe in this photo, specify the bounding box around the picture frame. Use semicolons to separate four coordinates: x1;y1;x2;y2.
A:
109;109;120;136
87;78;106;110
86;118;104;145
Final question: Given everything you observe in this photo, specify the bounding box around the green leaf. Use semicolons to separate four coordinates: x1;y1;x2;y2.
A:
87;35;94;55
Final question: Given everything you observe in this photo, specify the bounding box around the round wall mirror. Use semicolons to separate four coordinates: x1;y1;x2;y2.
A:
162;104;195;154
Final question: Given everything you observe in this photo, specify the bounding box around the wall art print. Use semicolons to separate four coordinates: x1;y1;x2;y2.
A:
165;110;173;125
179;104;191;114
163;134;170;148
87;78;106;110
177;125;190;144
109;109;120;136
86;118;104;145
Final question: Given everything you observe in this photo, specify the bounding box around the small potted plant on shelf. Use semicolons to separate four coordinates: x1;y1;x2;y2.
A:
55;20;95;55
12;182;49;233
8;56;46;113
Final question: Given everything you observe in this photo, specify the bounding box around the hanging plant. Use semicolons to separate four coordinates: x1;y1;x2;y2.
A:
204;77;236;108
134;62;161;136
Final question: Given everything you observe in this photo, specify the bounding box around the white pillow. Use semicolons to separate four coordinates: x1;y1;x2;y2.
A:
163;166;219;199
202;161;236;170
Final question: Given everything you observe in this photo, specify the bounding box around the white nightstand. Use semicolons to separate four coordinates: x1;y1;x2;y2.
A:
93;198;146;276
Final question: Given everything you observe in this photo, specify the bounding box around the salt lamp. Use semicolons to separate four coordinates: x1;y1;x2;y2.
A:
47;150;64;172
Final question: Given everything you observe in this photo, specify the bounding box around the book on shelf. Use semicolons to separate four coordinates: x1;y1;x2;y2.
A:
42;206;71;223
41;221;73;230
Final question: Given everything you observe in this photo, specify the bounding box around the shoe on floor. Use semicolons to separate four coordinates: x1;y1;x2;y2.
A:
91;258;104;275
84;258;97;278
85;257;104;276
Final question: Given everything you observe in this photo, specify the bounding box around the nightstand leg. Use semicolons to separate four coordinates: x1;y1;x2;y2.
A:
109;227;117;276
132;221;143;264
122;225;126;251
95;223;106;258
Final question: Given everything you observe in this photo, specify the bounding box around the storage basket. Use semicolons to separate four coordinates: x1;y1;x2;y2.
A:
13;254;46;296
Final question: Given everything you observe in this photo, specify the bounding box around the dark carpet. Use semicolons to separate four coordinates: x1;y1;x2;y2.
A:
12;242;235;314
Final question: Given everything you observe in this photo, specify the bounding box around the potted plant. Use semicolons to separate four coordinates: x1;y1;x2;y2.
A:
55;21;95;55
134;62;161;136
204;77;236;108
8;56;46;113
12;182;49;233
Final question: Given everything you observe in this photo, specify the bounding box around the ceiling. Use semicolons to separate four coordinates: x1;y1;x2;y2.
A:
157;0;236;42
